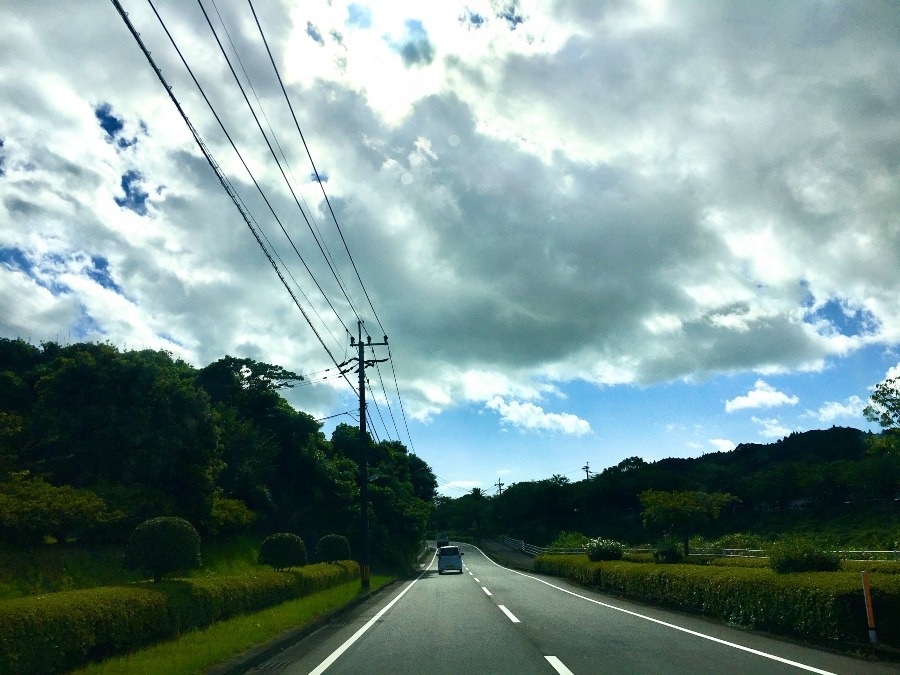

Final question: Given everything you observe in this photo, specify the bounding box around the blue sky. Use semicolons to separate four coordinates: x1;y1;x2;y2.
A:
1;1;898;496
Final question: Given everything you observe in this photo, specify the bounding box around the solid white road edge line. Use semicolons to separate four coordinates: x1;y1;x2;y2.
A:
482;586;492;596
470;545;837;675
308;551;438;675
498;604;521;623
545;656;575;675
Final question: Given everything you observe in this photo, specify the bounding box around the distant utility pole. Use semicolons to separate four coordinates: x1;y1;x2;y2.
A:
346;320;388;589
582;462;592;480
495;478;504;495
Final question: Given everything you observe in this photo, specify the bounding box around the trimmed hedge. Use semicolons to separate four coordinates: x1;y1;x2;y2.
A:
534;555;900;648
841;559;900;575
0;561;358;674
708;556;770;569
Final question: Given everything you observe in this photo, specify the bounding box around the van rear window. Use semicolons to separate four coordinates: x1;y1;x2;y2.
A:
440;546;459;555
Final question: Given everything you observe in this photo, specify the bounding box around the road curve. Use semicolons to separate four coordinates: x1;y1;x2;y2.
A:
246;543;898;674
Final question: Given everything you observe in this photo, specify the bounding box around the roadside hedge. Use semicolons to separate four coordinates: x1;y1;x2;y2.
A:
0;561;358;674
534;555;899;648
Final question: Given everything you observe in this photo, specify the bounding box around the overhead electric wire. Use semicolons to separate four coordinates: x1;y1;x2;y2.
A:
121;0;422;455
175;0;349;340
198;0;363;328
247;0;385;336
373;361;402;442
112;0;357;396
387;345;417;454
247;0;428;456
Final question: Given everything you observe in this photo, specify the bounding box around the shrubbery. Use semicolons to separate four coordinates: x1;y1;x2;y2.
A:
769;538;840;574
124;517;201;582
547;531;591;550
0;561;359;674
316;534;351;563
652;538;684;564
259;533;307;570
586;537;624;561
534;554;900;648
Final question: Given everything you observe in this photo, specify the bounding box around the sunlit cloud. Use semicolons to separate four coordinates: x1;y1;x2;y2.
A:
726;381;799;413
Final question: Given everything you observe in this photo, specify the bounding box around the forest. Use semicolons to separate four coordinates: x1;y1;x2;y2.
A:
434;425;900;549
0;338;436;573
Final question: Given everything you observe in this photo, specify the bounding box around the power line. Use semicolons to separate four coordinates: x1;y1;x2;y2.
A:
247;0;385;336
199;0;362;328
112;0;356;395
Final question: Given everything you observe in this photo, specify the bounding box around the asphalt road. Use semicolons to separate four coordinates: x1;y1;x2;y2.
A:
246;543;898;674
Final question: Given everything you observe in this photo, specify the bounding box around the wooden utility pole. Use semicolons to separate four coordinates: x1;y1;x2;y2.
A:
348;320;388;589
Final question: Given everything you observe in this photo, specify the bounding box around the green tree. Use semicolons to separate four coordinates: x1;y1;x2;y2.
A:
864;377;900;429
864;377;900;457
638;489;738;555
28;345;219;523
0;472;123;544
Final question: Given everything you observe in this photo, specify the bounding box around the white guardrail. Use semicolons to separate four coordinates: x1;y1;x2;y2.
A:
500;536;900;561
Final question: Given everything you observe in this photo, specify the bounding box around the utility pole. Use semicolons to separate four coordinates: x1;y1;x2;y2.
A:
582;462;591;480
495;478;504;495
347;320;388;589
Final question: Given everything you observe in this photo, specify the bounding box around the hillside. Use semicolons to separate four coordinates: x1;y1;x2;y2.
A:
434;426;899;548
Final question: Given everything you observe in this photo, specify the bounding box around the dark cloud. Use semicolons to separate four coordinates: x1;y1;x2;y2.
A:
114;170;149;216
398;20;435;67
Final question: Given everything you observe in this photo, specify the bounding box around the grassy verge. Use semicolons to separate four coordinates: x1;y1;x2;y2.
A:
72;575;392;675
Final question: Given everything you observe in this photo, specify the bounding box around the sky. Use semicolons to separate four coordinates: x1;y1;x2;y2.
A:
1;0;898;497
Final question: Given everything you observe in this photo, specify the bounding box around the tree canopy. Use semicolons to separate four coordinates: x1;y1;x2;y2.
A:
0;339;436;572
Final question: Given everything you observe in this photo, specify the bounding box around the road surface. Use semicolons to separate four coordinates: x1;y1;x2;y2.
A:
246;542;897;674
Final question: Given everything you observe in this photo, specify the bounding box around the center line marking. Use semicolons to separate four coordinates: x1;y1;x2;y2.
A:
498;604;520;623
482;586;492;596
545;656;574;675
474;578;480;582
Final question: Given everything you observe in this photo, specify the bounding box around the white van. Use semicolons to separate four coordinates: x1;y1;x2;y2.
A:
437;545;463;574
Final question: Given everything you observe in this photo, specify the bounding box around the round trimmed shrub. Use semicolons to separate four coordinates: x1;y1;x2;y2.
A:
124;516;201;582
769;538;839;573
259;533;307;571
586;537;624;561
316;534;351;563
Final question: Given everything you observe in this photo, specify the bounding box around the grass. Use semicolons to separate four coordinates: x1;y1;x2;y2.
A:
0;535;269;599
72;574;393;675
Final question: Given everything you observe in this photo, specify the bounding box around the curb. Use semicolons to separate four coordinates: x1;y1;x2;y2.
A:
205;579;400;675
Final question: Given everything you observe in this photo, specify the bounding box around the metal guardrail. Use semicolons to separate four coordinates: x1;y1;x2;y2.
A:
502;537;900;561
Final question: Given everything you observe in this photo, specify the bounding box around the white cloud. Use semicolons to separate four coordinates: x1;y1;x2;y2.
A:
806;396;865;424
708;438;735;452
725;380;799;412
885;363;900;381
485;397;591;436
751;417;793;439
1;0;899;446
